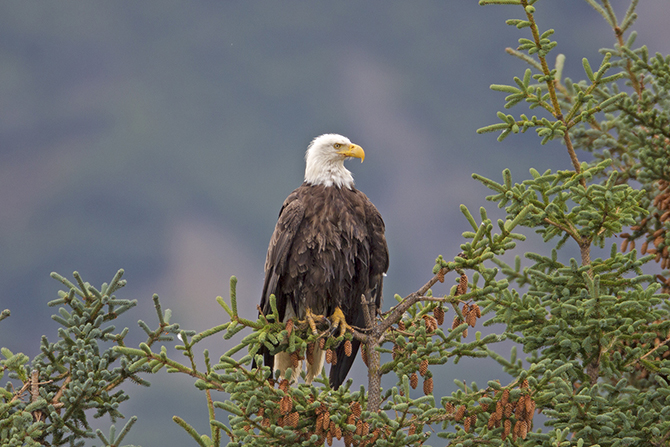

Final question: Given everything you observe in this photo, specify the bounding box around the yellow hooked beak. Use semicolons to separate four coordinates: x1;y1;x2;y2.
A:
337;144;365;163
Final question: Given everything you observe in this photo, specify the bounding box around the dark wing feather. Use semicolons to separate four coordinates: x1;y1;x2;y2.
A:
329;189;389;389
252;190;306;372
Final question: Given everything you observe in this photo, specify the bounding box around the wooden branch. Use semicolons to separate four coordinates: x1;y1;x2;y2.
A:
30;370;44;422
378;267;452;336
51;374;71;410
364;266;454;412
10;381;31;404
362;296;383;412
415;295;461;303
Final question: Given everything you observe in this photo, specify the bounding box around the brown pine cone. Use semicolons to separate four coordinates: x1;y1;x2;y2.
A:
463;415;471;433
515;420;528;439
286;411;299;427
455;405;466;422
350;401;362;418
501;389;510;407
290;351;300;369
410;372;419;389
316;413;325;435
434;306;445;325
503;419;511;439
423;377;434;395
488;412;498;429
361;345;369;366
504;402;513;418
344;339;353;357
457;273;468;295
515;396;526;420
419;359;429;377
422;314;437;332
322;410;331;432
526;397;536;423
467;311;477;327
495;400;503;420
473;304;481;318
280;395;293;414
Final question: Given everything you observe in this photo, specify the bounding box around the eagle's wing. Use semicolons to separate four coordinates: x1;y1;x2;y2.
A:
365;197;390;311
254;190;306;371
329;193;389;389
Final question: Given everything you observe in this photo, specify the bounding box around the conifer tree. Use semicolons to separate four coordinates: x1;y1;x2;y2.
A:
3;0;670;445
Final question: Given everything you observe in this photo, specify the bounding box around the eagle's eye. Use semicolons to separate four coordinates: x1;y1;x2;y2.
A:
334;143;341;149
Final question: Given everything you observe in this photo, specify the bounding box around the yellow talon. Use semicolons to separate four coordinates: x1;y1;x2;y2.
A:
300;307;351;337
302;308;326;335
330;307;352;338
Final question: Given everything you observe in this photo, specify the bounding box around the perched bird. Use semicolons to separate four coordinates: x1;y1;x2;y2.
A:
253;134;389;389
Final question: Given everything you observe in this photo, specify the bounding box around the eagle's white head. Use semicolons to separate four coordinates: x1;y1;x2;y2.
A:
304;134;365;189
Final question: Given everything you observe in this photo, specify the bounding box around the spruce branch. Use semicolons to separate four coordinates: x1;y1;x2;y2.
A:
607;0;643;95
95;416;137;447
173;416;210;447
519;0;563;122
505;46;543;71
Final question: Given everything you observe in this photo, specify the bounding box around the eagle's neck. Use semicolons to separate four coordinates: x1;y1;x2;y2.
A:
304;155;354;189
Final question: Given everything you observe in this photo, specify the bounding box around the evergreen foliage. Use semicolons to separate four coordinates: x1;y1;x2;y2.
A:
1;271;149;446
2;0;670;445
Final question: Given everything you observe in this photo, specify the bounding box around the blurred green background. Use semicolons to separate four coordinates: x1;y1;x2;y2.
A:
1;2;668;445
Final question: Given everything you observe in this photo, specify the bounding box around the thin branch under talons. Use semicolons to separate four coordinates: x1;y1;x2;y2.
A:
351;328;368;343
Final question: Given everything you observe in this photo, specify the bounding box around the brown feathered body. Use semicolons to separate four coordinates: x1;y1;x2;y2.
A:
256;182;388;389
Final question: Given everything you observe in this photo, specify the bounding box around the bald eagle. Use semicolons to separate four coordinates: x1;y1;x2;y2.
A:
254;134;389;389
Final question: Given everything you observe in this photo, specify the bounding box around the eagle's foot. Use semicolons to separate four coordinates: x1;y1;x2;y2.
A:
329;307;352;338
302;308;328;335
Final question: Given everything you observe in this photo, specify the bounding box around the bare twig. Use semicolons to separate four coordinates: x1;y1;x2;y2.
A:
30;370;44;422
379;267;452;336
626;333;670;369
51;375;71;411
